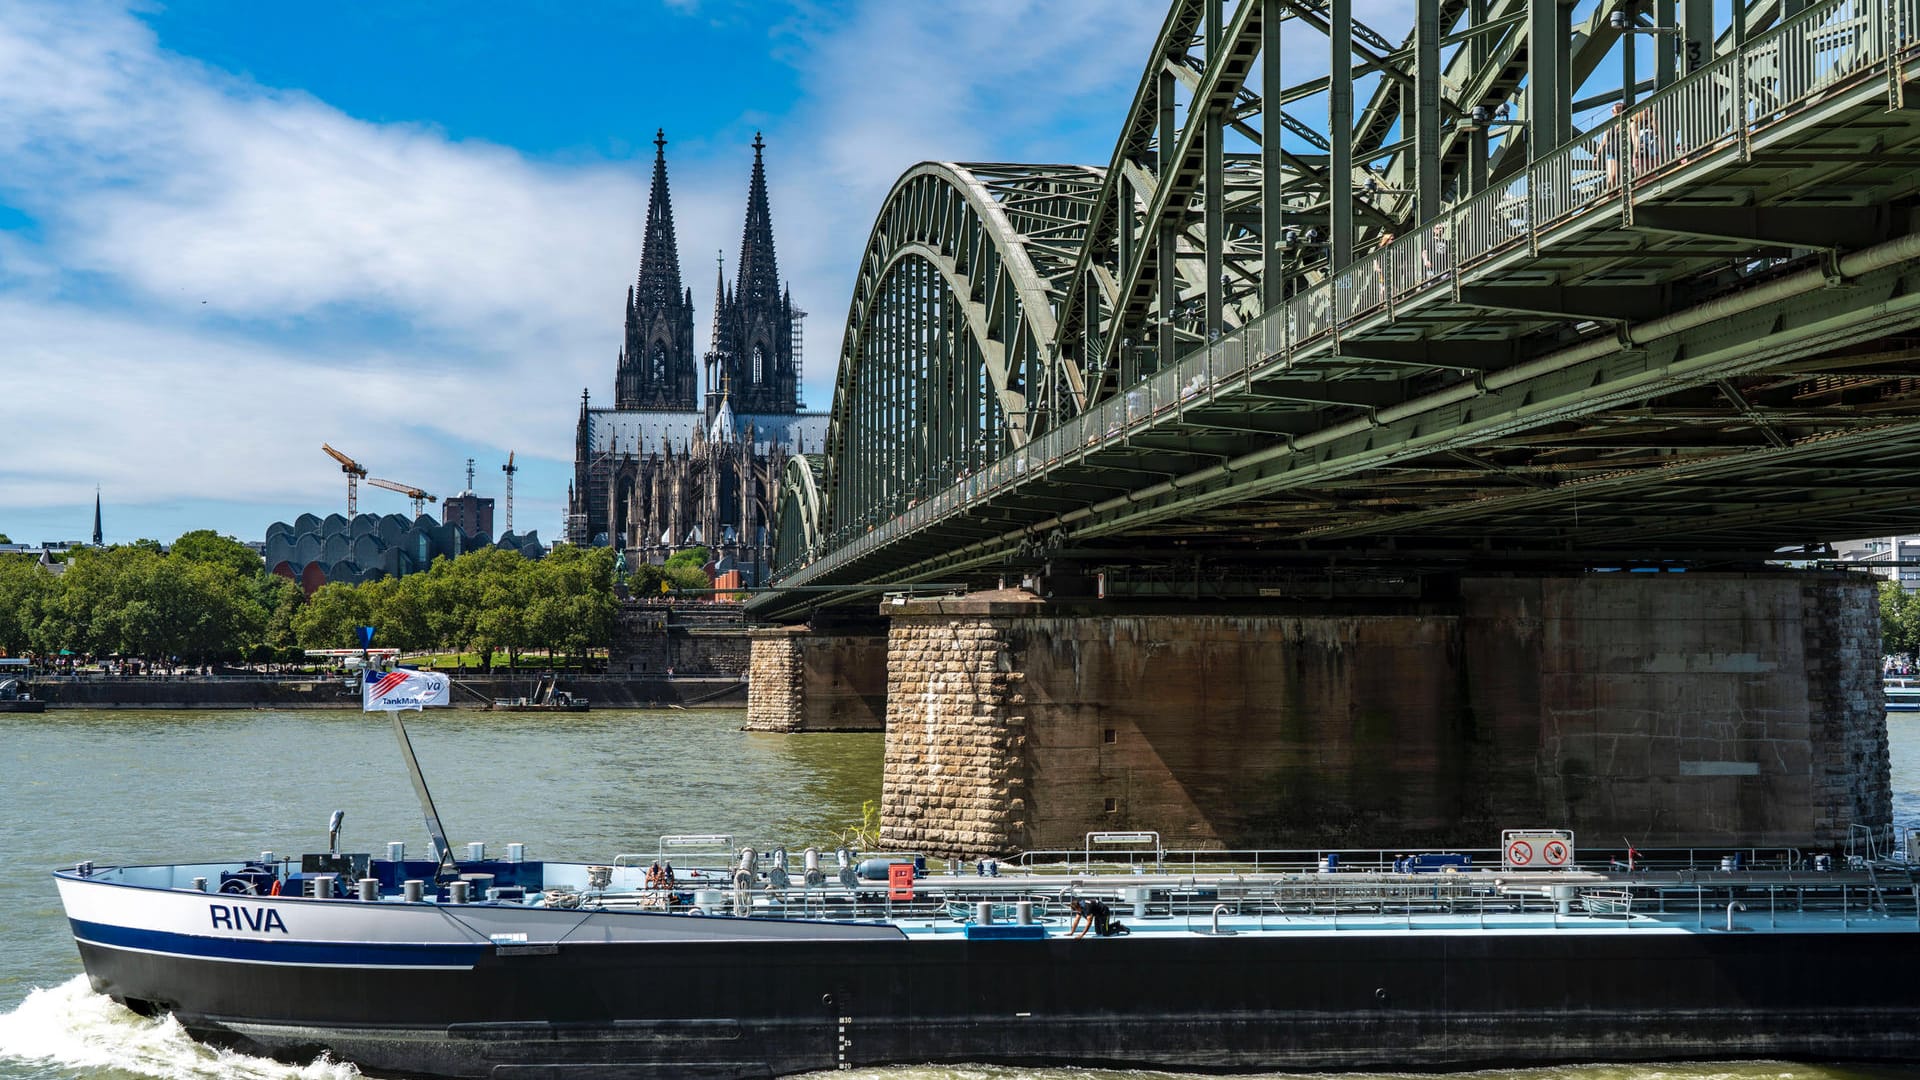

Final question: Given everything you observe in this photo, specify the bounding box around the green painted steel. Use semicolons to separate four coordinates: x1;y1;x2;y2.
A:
763;0;1920;617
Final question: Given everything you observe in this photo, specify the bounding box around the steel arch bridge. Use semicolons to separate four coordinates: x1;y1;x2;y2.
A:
765;0;1920;618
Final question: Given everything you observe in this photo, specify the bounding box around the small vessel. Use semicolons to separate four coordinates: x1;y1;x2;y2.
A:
489;673;589;712
1888;676;1920;712
0;677;46;713
51;665;1920;1078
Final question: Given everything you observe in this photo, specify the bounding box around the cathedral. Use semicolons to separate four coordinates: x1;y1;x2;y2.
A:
566;131;826;585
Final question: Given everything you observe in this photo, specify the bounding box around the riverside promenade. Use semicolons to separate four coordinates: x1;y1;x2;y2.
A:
23;672;745;710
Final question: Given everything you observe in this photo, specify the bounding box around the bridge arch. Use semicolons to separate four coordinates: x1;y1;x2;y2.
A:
771;454;826;579
820;163;1103;541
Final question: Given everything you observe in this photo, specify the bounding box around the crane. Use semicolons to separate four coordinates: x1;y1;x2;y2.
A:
368;477;438;518
501;451;518;533
321;444;368;518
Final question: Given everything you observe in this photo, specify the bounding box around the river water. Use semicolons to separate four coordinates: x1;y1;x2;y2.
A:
4;707;1920;1080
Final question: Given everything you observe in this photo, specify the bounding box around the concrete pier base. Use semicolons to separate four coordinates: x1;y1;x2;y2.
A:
878;573;1890;858
745;626;888;732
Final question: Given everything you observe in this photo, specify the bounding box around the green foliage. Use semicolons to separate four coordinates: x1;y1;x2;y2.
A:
292;582;371;652
9;534;619;665
1880;580;1920;658
665;546;708;570
171;529;265;580
836;800;883;851
0;555;56;655
24;540;273;661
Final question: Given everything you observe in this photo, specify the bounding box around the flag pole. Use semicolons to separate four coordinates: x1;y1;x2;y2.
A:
358;625;457;881
389;706;457;881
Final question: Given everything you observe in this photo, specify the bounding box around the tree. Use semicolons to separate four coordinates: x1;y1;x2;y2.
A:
665;546;709;572
293;583;373;652
364;574;433;653
525;546;616;664
253;573;305;658
172;529;265;580
0;555;55;655
419;547;528;670
1880;580;1920;659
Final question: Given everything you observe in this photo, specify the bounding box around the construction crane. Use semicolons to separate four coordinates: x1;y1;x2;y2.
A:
501;452;518;533
368;477;437;518
321;444;368;518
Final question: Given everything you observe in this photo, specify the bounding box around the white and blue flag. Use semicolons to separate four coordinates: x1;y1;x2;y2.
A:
362;668;450;711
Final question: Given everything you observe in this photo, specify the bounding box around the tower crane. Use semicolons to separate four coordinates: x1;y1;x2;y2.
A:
501;451;518;533
368;478;438;518
321;444;368;518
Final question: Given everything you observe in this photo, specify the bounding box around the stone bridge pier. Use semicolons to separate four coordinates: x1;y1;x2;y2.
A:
745;623;889;732
868;572;1889;859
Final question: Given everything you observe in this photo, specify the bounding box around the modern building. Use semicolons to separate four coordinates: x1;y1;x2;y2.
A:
567;131;826;585
264;511;544;594
1836;535;1920;590
441;491;495;541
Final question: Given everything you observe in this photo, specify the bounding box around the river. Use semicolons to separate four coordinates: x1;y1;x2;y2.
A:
3;707;1919;1080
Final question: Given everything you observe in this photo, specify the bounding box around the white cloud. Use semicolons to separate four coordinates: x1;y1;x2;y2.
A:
0;0;1407;541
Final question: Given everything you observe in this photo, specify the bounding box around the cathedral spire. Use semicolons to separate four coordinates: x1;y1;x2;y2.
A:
638;129;685;314
709;249;726;356
735;132;780;312
615;130;698;411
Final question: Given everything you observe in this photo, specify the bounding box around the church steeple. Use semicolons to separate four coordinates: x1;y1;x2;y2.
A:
639;129;684;311
736;133;780;312
92;488;102;546
704;249;729;423
615;130;697;411
713;133;797;415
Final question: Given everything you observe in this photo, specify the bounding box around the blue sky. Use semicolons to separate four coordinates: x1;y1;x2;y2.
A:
0;1;1168;546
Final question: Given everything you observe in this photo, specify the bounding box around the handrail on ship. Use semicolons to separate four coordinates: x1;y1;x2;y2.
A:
578;872;1918;930
72;853;1920;929
780;0;1920;584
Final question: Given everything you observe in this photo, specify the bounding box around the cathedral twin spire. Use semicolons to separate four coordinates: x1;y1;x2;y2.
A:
708;132;798;416
612;129;797;418
616;130;697;411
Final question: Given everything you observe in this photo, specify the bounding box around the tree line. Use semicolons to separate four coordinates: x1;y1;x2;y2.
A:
0;531;639;668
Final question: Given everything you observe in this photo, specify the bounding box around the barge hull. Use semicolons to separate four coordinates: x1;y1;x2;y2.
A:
76;929;1920;1078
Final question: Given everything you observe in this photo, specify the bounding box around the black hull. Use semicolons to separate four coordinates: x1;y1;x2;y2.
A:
78;929;1920;1078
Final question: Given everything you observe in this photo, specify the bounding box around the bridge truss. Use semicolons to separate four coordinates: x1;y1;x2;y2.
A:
764;0;1920;616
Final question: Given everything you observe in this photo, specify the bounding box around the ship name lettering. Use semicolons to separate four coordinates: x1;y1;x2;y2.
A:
208;904;289;934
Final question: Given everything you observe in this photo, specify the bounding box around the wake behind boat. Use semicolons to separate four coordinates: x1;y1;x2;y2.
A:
51;660;1920;1078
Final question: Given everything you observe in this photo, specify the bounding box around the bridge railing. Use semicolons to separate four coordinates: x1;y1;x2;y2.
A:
784;0;1918;586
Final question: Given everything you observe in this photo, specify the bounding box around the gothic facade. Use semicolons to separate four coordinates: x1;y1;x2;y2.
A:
567;132;825;585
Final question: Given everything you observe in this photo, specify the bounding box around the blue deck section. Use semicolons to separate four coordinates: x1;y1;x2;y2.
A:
962;923;1048;940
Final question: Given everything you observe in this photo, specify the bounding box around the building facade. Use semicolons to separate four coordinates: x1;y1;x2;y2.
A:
567;132;824;585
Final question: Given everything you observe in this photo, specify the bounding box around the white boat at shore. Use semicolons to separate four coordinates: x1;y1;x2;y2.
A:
1889;676;1920;712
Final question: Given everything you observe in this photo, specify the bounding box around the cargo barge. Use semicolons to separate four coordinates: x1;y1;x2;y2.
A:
54;834;1920;1079
52;671;1920;1077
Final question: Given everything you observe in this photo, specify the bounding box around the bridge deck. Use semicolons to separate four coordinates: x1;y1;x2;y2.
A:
762;0;1920;616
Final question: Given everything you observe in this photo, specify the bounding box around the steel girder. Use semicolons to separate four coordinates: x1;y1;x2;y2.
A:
821;163;1103;540
1042;0;1644;420
758;0;1920;617
772;454;827;571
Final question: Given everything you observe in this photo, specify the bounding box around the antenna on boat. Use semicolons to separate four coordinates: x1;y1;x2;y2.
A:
357;624;459;881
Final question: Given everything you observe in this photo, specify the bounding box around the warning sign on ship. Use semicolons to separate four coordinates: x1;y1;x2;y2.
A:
1500;828;1576;870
